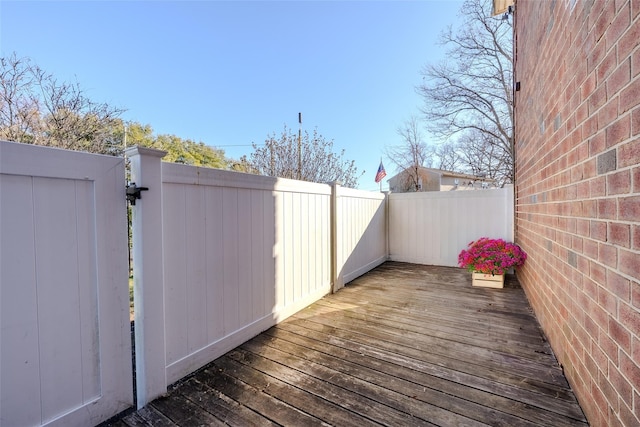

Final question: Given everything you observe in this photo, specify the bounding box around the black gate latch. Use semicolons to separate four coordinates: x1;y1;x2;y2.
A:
126;183;149;205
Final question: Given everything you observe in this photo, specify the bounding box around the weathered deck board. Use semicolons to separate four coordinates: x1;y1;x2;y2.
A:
114;262;588;427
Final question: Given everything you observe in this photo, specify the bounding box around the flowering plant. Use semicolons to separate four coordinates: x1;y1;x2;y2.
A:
458;237;527;275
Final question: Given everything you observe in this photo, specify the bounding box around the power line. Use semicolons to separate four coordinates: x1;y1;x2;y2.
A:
210;143;266;147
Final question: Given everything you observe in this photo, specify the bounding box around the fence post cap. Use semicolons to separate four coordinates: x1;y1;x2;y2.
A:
125;145;168;158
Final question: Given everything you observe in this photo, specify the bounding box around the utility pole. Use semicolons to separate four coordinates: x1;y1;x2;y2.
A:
298;112;302;180
270;142;274;176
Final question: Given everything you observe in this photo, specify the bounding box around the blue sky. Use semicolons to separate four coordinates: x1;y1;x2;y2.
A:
1;0;464;190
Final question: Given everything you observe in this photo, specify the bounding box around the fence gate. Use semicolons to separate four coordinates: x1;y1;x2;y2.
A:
1;141;133;426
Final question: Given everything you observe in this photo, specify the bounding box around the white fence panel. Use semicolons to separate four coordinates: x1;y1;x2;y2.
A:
1;141;132;426
388;186;514;267
128;148;393;407
334;186;387;290
127;147;334;405
161;164;332;384
2;141;518;425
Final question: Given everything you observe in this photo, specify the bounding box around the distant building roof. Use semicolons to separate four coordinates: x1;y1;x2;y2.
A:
387;167;496;193
386;166;494;183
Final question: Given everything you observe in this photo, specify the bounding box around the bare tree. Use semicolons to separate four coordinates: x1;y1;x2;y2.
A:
456;128;511;182
0;54;41;143
247;125;363;188
0;53;125;154
385;116;432;192
432;141;461;172
417;0;513;185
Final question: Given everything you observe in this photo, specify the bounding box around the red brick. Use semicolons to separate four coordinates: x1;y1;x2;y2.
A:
633;335;640;365
567;164;583;184
618;138;640;168
609;412;624;427
595;1;616;43
609;317;631;353
585;312;601;340
606;269;631;302
619;15;640;60
609;222;631;247
569;144;582;165
633;281;640;310
592;220;609;241
598;198;617;219
633;106;640;135
514;4;640;422
577;181;591;199
620;77;640;114
579;262;591;282
599;98;619;130
582;71;597;102
592;177;607;196
585;238;600;260
584;199;597;217
598;48;618;84
633;48;640;78
598;370;620;411
599;242;618;267
588;0;606;30
620;301;640;334
567;112;578;135
609;362;633;408
607;169;631;194
591;259;608;285
600;282;619;315
606;115;631;147
607;59;631;97
592;337;610;372
590;129;607;155
578;139;590;160
597;91;613;122
584;158;597;179
619;248;640;277
619;195;640;220
620;351;640;389
599;330;620;364
607;1;631;48
576;99;590;125
633;224;640;250
586;116;601;141
585;400;606;427
617;400;640;427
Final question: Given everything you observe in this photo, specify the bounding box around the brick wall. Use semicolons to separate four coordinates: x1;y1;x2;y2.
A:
514;0;640;425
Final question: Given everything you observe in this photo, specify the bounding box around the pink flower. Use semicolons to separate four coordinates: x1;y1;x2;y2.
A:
458;237;527;275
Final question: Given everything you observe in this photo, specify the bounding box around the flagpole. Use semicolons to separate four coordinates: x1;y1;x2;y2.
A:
375;157;385;193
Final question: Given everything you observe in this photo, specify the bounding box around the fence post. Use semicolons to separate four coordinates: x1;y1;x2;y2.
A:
504;184;515;242
383;191;390;260
330;182;344;292
125;146;167;409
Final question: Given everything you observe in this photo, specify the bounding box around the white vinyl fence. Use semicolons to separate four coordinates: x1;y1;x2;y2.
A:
333;185;387;291
161;162;332;386
1;141;515;426
388;186;514;267
127;147;386;408
0;141;133;427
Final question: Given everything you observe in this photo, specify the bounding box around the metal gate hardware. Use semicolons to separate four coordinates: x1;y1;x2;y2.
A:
126;183;149;205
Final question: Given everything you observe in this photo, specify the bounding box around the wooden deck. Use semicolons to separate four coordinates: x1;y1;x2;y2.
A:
110;262;588;427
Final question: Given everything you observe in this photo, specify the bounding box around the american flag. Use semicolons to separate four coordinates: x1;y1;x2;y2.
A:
375;161;387;183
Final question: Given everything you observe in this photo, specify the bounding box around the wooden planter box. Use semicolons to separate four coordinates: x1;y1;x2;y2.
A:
472;272;505;288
